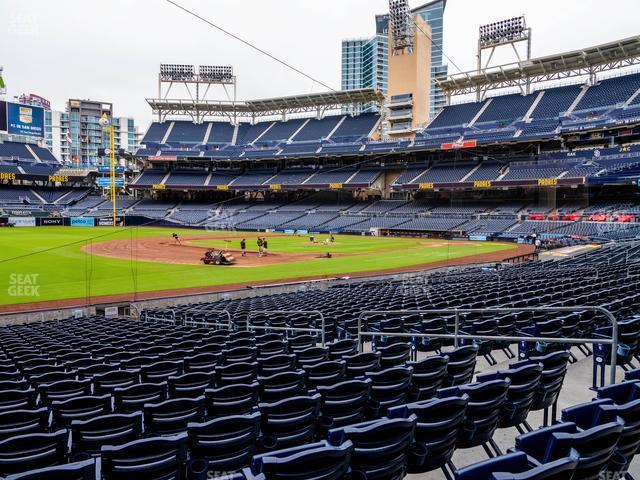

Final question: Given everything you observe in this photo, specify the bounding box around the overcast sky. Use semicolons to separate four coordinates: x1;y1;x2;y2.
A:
1;0;639;129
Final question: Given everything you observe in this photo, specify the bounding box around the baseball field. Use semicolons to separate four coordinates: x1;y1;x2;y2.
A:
0;226;527;310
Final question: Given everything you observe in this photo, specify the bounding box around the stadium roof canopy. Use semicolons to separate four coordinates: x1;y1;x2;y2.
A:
438;35;640;97
146;88;384;121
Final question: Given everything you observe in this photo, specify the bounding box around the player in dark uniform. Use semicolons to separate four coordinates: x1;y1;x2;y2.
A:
240;238;246;256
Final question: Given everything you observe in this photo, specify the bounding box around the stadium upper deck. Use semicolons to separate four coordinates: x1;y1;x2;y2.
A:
136;71;640;164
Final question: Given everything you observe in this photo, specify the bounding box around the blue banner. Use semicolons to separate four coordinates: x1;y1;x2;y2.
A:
7;102;44;137
71;217;95;227
96;178;125;187
97;166;125;173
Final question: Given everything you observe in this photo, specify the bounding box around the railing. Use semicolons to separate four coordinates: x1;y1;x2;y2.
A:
355;306;619;385
245;310;326;346
182;309;233;329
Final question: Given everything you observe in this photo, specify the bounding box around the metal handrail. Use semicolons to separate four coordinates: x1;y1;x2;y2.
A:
355;306;619;385
183;309;233;329
246;310;326;346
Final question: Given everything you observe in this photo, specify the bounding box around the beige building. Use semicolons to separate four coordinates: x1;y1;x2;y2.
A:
386;13;433;139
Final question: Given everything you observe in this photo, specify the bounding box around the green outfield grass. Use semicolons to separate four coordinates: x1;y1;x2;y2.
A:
0;226;516;306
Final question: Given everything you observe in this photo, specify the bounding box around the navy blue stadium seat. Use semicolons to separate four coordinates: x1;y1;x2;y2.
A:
0;389;37;412
513;418;625;480
443;346;478;387
0;430;69;476
476;363;543;433
91;369;139;395
258;370;306;402
305;360;346;388
249;440;353;480
71;412;143;455
184;353;220;373
205;382;259;418
143;396;206;436
365;366;413;417
316;378;372;430
258;394;321;450
439;379;510;457
328;415;417;480
455;450;579;480
141;360;184;383
343;351;381;378
407;354;448;401
100;433;188;480
51;394;112;428
215;362;258;386
510;351;570;427
114;382;167;413
257;354;296;376
0;408;49;440
167;371;215;398
2;458;98;480
187;412;261;477
388;394;469;474
38;379;91;404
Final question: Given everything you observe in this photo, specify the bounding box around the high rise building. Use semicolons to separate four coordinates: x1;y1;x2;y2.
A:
44;99;140;165
341;0;447;118
341;18;389;114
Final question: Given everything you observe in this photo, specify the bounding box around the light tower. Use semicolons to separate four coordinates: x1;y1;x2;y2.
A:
477;15;532;99
388;0;413;55
99;113;117;227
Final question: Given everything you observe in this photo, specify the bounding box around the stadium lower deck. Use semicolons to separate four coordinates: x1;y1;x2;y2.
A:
0;240;638;478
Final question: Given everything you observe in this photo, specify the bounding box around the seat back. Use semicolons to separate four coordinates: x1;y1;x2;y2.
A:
258;394;322;450
205;382;259;418
0;430;69;476
71;412;143;455
250;440;353;480
143;396;206;436
388;394;469;473
100;433;188;480
113;382;167;413
167;372;215;398
328;416;417;479
187;412;260;473
0;408;49;441
51;395;112;428
2;458;98;480
92;369;139;395
316;379;372;429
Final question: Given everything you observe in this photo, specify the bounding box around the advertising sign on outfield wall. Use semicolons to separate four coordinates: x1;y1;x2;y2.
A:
39;218;63;226
9;216;36;227
71;217;95;227
97;217;122;226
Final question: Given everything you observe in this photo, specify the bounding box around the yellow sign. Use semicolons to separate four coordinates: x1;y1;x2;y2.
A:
419;182;434;190
538;178;558;186
0;172;16;181
329;183;343;190
48;175;69;183
473;180;492;188
152;184;166;190
216;185;229;191
269;184;282;190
